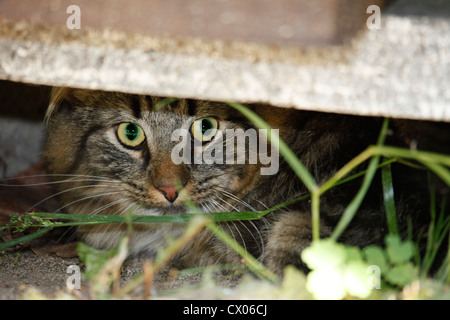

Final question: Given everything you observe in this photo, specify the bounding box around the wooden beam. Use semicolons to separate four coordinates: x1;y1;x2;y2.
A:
0;0;385;46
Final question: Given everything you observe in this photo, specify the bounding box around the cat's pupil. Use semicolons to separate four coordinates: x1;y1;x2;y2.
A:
201;119;212;134
126;123;138;140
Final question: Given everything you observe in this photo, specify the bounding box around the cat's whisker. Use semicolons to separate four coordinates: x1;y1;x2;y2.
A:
259;216;271;233
212;194;265;258
118;202;143;216
221;190;257;211
54;190;124;213
205;201;247;252
245;198;272;232
56;226;78;245
27;184;123;212
228;220;248;258
99;223;118;247
202;202;214;214
90;198;131;216
94;201;138;246
207;199;248;257
254;199;269;210
215;196;240;212
220;190;271;241
0;173;119;185
112;201;142;235
239;219;264;258
0;178;120;188
215;197;264;256
47;176;121;244
200;203;209;214
15;173;117;180
209;199;228;212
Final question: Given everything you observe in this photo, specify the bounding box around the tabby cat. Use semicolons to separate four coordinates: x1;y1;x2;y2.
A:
43;88;443;274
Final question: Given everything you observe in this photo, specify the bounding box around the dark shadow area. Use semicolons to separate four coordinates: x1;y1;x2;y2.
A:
0;80;51;120
387;0;450;18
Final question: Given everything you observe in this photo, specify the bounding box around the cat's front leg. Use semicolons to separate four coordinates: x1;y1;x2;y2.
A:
264;211;331;276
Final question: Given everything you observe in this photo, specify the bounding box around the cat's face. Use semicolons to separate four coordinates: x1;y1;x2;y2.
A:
44;89;272;217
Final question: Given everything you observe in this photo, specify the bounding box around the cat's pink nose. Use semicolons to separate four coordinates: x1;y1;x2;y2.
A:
156;185;178;203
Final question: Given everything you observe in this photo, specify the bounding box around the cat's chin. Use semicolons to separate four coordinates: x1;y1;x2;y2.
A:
136;205;196;216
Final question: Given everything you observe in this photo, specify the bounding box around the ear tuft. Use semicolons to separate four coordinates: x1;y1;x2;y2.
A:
45;87;71;125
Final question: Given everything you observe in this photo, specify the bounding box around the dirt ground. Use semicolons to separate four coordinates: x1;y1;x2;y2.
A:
0;240;251;300
0;249;84;299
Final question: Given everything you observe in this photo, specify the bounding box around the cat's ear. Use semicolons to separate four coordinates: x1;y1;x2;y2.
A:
45;87;73;124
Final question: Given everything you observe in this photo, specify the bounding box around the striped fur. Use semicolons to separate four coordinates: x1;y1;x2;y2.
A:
43;88;438;274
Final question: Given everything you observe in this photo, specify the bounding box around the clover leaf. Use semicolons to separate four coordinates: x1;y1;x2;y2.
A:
385;234;415;265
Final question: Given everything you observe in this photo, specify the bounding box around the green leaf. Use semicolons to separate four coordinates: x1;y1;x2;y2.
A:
344;246;364;263
385;263;418;287
343;261;372;299
364;245;389;274
385;234;415;265
306;268;346;300
77;241;120;281
301;239;347;270
281;265;308;298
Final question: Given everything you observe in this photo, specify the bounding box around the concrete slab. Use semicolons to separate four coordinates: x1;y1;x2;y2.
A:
0;0;448;122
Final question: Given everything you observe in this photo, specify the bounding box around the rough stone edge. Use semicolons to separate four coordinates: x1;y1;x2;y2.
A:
0;15;449;122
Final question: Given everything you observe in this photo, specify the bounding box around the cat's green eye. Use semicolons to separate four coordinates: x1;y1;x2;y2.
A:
191;117;218;143
116;122;146;147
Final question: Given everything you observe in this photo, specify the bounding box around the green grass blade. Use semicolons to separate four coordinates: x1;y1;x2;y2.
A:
333;158;397;189
424;162;450;187
381;159;399;235
227;102;318;193
0;226;53;250
331;118;390;241
227;101;320;241
30;211;272;224
422;181;450;277
153;97;179;111
373;145;450;168
206;222;279;282
330;155;381;241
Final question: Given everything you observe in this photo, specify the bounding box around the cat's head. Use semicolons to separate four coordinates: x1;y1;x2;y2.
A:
44;88;281;217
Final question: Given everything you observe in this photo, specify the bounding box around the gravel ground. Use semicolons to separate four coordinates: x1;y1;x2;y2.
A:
0;249;197;299
0;250;82;299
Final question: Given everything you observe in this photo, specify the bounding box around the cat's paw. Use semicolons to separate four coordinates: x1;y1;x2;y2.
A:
263;211;331;276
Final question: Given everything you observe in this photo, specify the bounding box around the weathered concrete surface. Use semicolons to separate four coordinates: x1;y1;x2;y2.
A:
0;0;449;122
